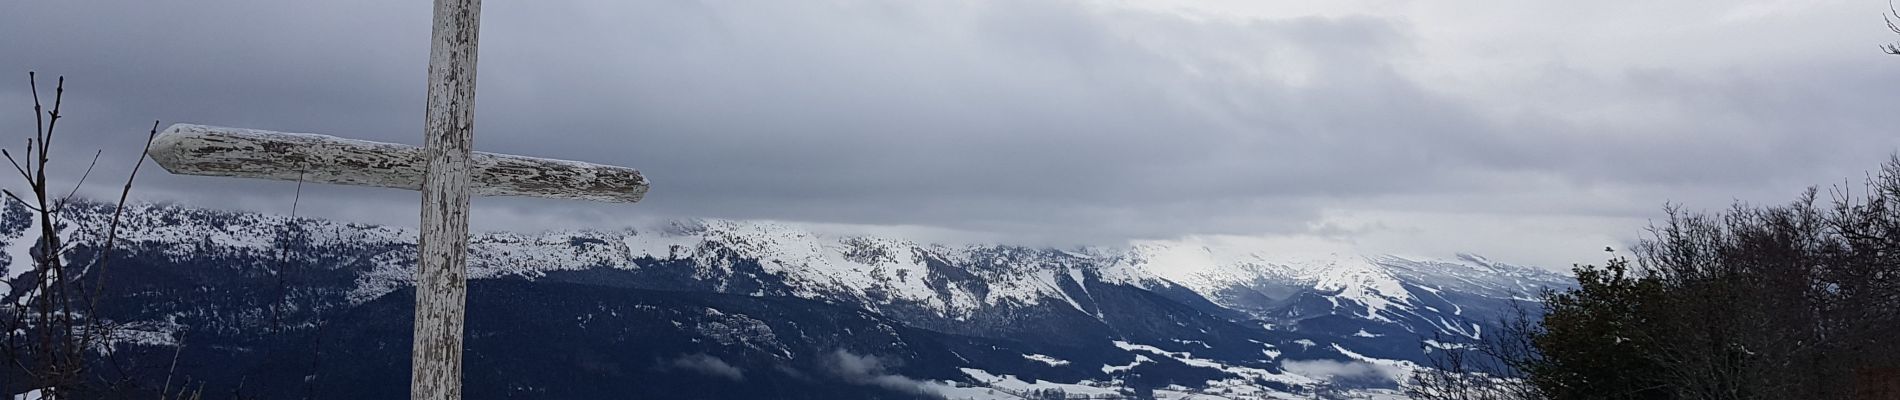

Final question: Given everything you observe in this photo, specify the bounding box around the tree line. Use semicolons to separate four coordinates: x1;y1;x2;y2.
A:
1408;156;1900;400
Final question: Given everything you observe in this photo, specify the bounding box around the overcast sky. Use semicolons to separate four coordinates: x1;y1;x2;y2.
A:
3;0;1898;268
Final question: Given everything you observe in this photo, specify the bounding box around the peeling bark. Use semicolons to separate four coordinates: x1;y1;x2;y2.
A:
148;124;648;203
412;1;480;399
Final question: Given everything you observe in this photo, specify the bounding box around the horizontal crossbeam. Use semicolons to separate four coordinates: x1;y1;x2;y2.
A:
148;124;648;203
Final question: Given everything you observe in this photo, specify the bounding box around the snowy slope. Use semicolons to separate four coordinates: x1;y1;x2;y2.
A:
24;201;1179;320
23;200;1567;337
1117;236;1419;321
1112;235;1571;341
0;200;1574;399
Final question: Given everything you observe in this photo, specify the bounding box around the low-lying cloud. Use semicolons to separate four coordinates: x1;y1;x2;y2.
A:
824;349;943;396
665;353;745;381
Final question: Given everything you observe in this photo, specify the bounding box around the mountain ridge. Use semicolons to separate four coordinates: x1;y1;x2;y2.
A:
0;199;1573;399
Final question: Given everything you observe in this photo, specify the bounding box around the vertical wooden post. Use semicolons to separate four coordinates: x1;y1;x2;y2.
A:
413;0;480;399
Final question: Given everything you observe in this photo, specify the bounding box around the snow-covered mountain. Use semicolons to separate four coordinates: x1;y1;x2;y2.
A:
1119;236;1570;344
1;200;1572;399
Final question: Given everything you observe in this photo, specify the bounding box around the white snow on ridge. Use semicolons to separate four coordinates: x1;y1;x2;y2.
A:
1115;235;1419;320
1112;235;1565;323
0;202;1523;400
35;204;1166;318
8;201;1558;331
2;210;40;289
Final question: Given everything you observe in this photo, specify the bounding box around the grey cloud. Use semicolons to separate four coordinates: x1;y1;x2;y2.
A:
1;0;1461;237
3;0;1897;268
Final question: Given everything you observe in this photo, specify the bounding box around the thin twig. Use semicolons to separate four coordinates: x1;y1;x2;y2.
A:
2;190;47;213
268;168;305;334
29;73;43;152
42;76;63;153
158;332;185;400
77;121;160;357
54;150;104;213
2;149;31;182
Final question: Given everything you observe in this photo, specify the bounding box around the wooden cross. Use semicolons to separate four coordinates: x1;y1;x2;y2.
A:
144;1;647;398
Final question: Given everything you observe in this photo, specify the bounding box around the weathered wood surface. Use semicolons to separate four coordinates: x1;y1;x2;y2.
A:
413;0;481;399
148;124;649;203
